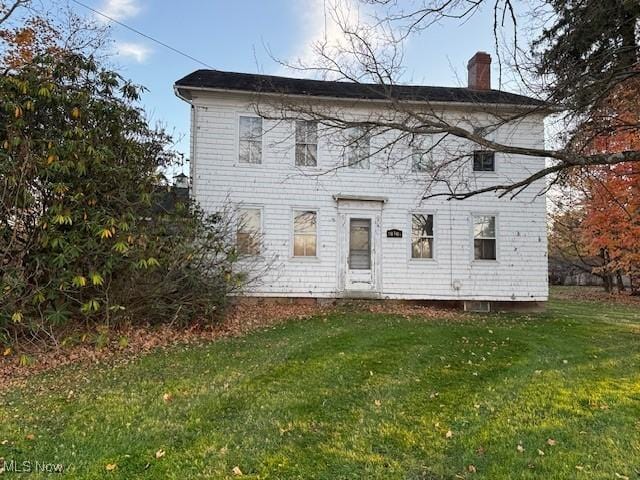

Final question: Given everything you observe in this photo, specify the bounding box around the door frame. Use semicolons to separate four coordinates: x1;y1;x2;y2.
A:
336;200;383;294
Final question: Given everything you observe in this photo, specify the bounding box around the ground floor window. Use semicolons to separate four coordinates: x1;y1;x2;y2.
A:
473;215;496;260
411;214;434;259
237;208;261;255
293;210;317;256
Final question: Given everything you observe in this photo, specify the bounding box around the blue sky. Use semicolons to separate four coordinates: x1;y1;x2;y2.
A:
69;0;502;166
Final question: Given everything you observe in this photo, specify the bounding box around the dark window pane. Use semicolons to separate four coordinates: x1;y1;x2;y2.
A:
474;238;496;260
473;151;495;172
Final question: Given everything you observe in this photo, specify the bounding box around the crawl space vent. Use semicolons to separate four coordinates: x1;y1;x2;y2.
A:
464;301;491;313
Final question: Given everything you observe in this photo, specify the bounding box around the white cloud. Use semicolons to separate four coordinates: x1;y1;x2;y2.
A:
277;0;378;78
116;42;151;63
98;0;141;21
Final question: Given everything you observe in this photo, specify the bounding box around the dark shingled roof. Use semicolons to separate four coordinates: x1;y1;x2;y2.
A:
175;70;546;107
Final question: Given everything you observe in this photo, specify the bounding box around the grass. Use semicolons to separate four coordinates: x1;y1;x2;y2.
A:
1;292;639;479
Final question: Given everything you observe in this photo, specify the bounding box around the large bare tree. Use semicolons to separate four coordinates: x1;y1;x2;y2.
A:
257;0;639;200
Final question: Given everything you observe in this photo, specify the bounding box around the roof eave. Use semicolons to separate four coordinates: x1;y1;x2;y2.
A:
173;83;556;114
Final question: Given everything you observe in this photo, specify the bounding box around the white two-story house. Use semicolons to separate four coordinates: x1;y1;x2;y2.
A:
174;52;549;310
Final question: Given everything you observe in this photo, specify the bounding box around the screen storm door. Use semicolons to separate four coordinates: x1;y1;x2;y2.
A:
349;219;371;269
345;217;376;290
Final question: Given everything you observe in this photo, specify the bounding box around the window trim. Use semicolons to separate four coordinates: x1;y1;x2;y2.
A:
471;213;499;263
290;207;320;261
472;150;497;174
294;120;319;168
408;211;437;262
236;205;264;257
236;114;263;166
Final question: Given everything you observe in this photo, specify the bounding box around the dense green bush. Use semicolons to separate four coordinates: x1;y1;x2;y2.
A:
0;53;247;346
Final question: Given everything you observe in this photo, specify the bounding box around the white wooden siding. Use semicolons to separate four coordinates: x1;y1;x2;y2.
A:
188;92;548;301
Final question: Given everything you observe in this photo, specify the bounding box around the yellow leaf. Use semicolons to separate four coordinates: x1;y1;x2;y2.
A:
163;393;173;403
71;107;81;119
3;348;11;356
90;272;104;286
516;444;525;453
546;438;557;446
232;466;243;476
445;430;453;439
11;311;23;323
105;463;117;471
468;464;477;473
100;228;113;239
155;449;165;459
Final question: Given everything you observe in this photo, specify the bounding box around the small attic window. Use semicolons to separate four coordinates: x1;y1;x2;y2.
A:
473;151;495;172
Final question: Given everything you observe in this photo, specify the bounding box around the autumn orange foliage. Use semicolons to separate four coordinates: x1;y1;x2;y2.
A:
572;77;640;291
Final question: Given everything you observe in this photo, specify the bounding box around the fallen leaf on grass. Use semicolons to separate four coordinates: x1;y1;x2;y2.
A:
162;393;172;403
232;466;243;476
25;434;35;441
546;438;557;446
537;449;545;456
614;474;629;480
445;430;453;439
374;399;381;407
467;464;477;473
155;449;165;459
516;444;525;453
105;463;117;471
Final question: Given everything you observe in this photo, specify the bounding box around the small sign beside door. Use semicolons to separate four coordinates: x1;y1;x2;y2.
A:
386;229;402;238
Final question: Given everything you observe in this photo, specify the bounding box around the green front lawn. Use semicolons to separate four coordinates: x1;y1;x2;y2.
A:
1;295;639;479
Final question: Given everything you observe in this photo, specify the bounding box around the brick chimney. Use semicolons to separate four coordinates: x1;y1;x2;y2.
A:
467;52;491;90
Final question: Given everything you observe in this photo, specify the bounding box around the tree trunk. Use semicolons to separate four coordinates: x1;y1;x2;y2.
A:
616;271;626;292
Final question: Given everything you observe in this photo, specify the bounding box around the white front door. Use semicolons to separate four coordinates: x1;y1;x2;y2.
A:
338;205;382;293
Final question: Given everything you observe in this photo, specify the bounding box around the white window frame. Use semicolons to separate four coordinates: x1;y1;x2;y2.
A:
237;114;263;165
294;120;318;168
236;205;264;256
290;208;320;260
408;211;436;261
345;127;371;169
471;213;498;262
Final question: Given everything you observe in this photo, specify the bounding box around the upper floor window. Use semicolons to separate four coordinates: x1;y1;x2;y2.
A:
346;128;370;169
293;210;317;257
473;150;495;172
411;214;434;259
239;116;262;164
295;121;318;167
473;215;496;260
237;207;261;255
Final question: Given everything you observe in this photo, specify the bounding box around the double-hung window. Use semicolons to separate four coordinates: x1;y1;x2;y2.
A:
239;116;262;164
346;128;370;169
293;210;317;257
473;150;495;172
237;208;261;255
411;214;434;259
473;215;497;260
295;121;318;167
411;136;434;172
